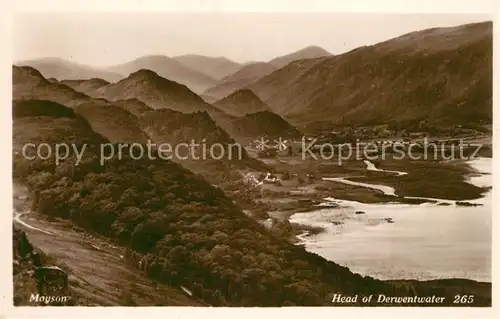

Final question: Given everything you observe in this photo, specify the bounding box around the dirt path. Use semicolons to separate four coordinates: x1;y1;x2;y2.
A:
13;183;204;306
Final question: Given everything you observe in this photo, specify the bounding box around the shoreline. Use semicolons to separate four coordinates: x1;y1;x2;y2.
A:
285;157;492;283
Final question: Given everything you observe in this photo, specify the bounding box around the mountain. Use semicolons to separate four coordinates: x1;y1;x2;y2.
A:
74;100;150;144
139;108;234;146
173;55;242;80
113;98;153;117
87;69;219;114
13;65;266;184
61;78;110;96
12;99;77;119
200;94;219;104
13;65;91;107
209;89;301;141
268;46;331;68
106;55;217;94
136;107;266;183
15;57;123;82
203;62;277;100
247;57;328;113
57;70;268;182
213;110;302;143
251;22;493;128
213;89;271;116
86;69;218;113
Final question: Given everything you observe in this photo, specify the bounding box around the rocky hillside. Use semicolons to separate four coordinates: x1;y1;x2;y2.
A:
13;227;78;306
251;22;492;128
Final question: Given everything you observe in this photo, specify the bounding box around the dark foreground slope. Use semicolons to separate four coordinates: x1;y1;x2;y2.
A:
138;107;266;183
13;226;78;306
12;99;491;306
74;99;150;144
209;110;302;143
251;22;493;128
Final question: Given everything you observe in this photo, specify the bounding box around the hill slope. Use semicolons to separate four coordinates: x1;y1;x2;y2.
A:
251;22;493;128
203;62;277;100
16;58;123;82
74;100;150;144
13;66;267;182
88;69;219;114
106;55;217;94
268;46;332;68
13;66;91;107
217;111;302;142
213;89;271;116
61;78;110;96
173;55;242;80
11;98;385;307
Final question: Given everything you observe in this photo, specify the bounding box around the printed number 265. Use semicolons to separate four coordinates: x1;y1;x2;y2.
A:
453;295;474;304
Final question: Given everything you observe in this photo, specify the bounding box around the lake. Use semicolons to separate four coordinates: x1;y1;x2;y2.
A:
290;158;492;282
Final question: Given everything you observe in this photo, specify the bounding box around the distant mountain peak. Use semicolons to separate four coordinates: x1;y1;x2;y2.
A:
213;88;270;116
13;65;46;80
129;68;161;79
124;68;195;93
225;88;262;101
298;45;330;52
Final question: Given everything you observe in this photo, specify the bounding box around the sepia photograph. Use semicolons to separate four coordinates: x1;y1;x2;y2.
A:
4;1;496;316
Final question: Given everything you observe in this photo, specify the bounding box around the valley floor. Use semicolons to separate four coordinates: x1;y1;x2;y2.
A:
240;143;492;282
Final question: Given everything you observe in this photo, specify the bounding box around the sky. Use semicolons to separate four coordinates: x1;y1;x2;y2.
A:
14;13;491;66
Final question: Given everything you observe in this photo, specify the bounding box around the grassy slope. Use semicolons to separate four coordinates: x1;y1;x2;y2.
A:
251;22;492;128
12;99;491;306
